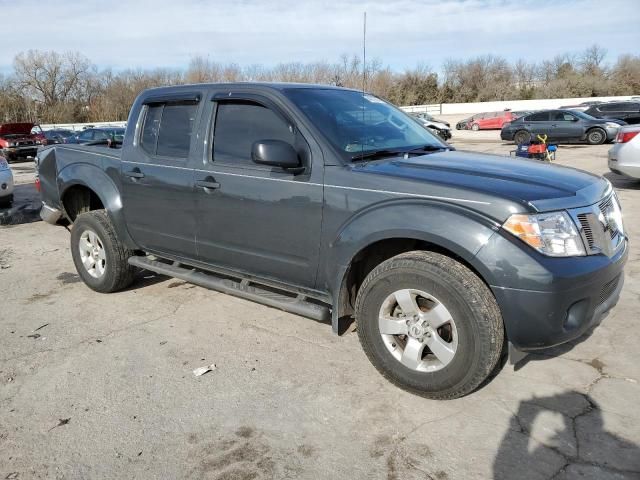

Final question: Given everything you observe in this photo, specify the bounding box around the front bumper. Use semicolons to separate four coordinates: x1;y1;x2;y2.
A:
608;144;640;179
489;239;628;350
1;146;39;160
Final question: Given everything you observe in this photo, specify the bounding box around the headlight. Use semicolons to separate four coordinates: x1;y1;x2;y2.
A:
605;122;620;128
9;142;16;147
0;158;8;170
503;211;586;257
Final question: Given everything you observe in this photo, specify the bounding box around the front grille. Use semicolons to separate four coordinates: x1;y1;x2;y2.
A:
577;213;594;249
599;196;619;239
572;193;624;257
597;275;620;306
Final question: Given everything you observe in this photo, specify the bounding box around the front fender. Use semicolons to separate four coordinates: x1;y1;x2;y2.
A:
58;162;137;249
324;199;501;332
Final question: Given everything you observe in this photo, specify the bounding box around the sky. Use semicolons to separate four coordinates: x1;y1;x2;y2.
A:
1;0;638;74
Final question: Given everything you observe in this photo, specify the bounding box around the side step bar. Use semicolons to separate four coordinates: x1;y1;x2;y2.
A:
128;256;331;323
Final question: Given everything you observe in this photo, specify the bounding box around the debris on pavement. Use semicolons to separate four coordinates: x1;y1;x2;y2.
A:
34;323;49;331
193;364;216;377
48;418;71;431
26;333;41;339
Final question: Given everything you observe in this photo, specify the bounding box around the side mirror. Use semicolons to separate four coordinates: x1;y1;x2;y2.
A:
251;140;302;172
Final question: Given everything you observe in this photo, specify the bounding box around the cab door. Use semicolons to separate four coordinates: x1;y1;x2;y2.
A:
194;93;324;288
120;95;202;258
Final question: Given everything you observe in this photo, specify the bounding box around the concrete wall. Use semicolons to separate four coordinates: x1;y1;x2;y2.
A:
40;121;127;132
401;95;637;116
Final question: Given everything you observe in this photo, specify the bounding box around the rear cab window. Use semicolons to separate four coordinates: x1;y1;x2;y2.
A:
524;112;550;122
139;101;199;159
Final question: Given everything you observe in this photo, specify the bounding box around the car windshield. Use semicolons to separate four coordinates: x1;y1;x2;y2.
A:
284;88;446;161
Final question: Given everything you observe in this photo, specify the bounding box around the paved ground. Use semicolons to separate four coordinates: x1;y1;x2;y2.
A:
1;134;639;480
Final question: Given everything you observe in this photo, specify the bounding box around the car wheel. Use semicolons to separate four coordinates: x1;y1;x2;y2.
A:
71;209;137;293
514;130;530;144
586;128;606;145
0;194;12;208
471;123;480;131
355;251;504;399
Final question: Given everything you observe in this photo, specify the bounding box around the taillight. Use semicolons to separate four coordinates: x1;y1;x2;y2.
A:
35;177;41;192
616;131;640;143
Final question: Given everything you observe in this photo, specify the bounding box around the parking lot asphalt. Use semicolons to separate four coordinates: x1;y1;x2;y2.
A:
1;133;639;480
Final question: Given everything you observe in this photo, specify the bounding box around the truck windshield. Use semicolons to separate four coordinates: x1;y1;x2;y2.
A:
284;88;446;161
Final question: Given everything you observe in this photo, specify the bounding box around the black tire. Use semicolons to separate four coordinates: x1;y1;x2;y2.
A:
514;130;530;144
586;128;606;145
70;210;137;293
471;123;480;131
355;251;504;400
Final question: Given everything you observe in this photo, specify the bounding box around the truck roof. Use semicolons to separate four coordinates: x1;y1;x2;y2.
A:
140;82;359;95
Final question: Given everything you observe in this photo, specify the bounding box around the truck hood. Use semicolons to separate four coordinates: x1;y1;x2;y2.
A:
356;150;610;211
0;123;35;136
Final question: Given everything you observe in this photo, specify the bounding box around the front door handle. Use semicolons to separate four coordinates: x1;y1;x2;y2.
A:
125;169;145;179
196;177;221;191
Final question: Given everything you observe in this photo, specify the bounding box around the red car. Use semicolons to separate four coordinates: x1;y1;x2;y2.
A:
0;123;41;162
467;111;517;130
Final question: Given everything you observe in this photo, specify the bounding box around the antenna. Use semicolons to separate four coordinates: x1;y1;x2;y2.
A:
362;11;367;93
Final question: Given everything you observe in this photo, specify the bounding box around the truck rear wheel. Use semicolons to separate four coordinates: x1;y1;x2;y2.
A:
71;210;137;293
355;251;504;399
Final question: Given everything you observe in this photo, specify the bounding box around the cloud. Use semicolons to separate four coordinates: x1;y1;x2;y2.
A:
1;0;638;72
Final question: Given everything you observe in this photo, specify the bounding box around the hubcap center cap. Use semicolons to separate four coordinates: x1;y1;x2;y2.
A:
407;317;429;340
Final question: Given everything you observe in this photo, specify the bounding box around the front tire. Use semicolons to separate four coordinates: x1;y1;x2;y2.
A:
586;128;606;145
355;251;504;399
471;123;480;131
71;210;137;293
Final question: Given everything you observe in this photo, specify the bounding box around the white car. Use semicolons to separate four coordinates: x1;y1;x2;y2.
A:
608;125;640;180
0;155;14;207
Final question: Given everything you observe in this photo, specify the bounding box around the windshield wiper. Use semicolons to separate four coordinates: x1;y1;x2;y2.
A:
350;149;404;162
404;144;450;154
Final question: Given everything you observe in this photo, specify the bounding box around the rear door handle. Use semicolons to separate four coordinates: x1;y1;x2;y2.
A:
196;177;220;191
125;169;145;179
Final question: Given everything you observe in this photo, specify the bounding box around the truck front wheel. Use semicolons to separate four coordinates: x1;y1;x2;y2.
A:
355;251;504;399
71;210;137;293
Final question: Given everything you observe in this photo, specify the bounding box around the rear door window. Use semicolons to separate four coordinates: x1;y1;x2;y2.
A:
525;112;550;122
140;103;197;158
551;112;576;122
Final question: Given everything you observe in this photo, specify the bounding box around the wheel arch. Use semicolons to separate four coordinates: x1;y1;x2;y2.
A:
58;163;137;249
325;202;500;334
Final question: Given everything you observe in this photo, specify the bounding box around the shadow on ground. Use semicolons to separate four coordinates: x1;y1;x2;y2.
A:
605;172;640;191
0;183;41;226
493;392;640;479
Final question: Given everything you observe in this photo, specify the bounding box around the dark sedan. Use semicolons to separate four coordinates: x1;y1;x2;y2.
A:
501;110;622;145
65;127;125;144
43;129;75;145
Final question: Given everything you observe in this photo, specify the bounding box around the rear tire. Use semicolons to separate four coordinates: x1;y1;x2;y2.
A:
71;210;137;293
471;123;480;131
586;128;606;145
514;130;530;144
355;251;504;399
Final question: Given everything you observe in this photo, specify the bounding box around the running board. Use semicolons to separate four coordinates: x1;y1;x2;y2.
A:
128;256;331;323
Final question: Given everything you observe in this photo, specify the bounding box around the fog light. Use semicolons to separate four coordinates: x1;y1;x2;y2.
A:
1;183;7;190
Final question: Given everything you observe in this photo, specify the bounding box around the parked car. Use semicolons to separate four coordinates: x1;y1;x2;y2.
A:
65;127;125;144
412;112;450;127
0;123;40;162
456;116;473;130
501;109;621;145
0;155;14;207
466;110;517;130
37;83;627;399
411;114;452;141
608;124;640;180
559;101;603;111
43;129;75;145
584;102;640;125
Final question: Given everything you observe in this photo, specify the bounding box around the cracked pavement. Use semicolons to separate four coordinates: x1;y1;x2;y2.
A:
1;133;639;479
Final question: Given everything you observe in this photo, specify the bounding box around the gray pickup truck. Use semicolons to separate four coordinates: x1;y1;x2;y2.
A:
37;83;628;399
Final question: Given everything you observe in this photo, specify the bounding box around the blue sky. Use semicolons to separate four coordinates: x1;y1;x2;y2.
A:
1;0;638;74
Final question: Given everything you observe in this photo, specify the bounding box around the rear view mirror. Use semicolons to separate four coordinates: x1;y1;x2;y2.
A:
252;140;302;172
